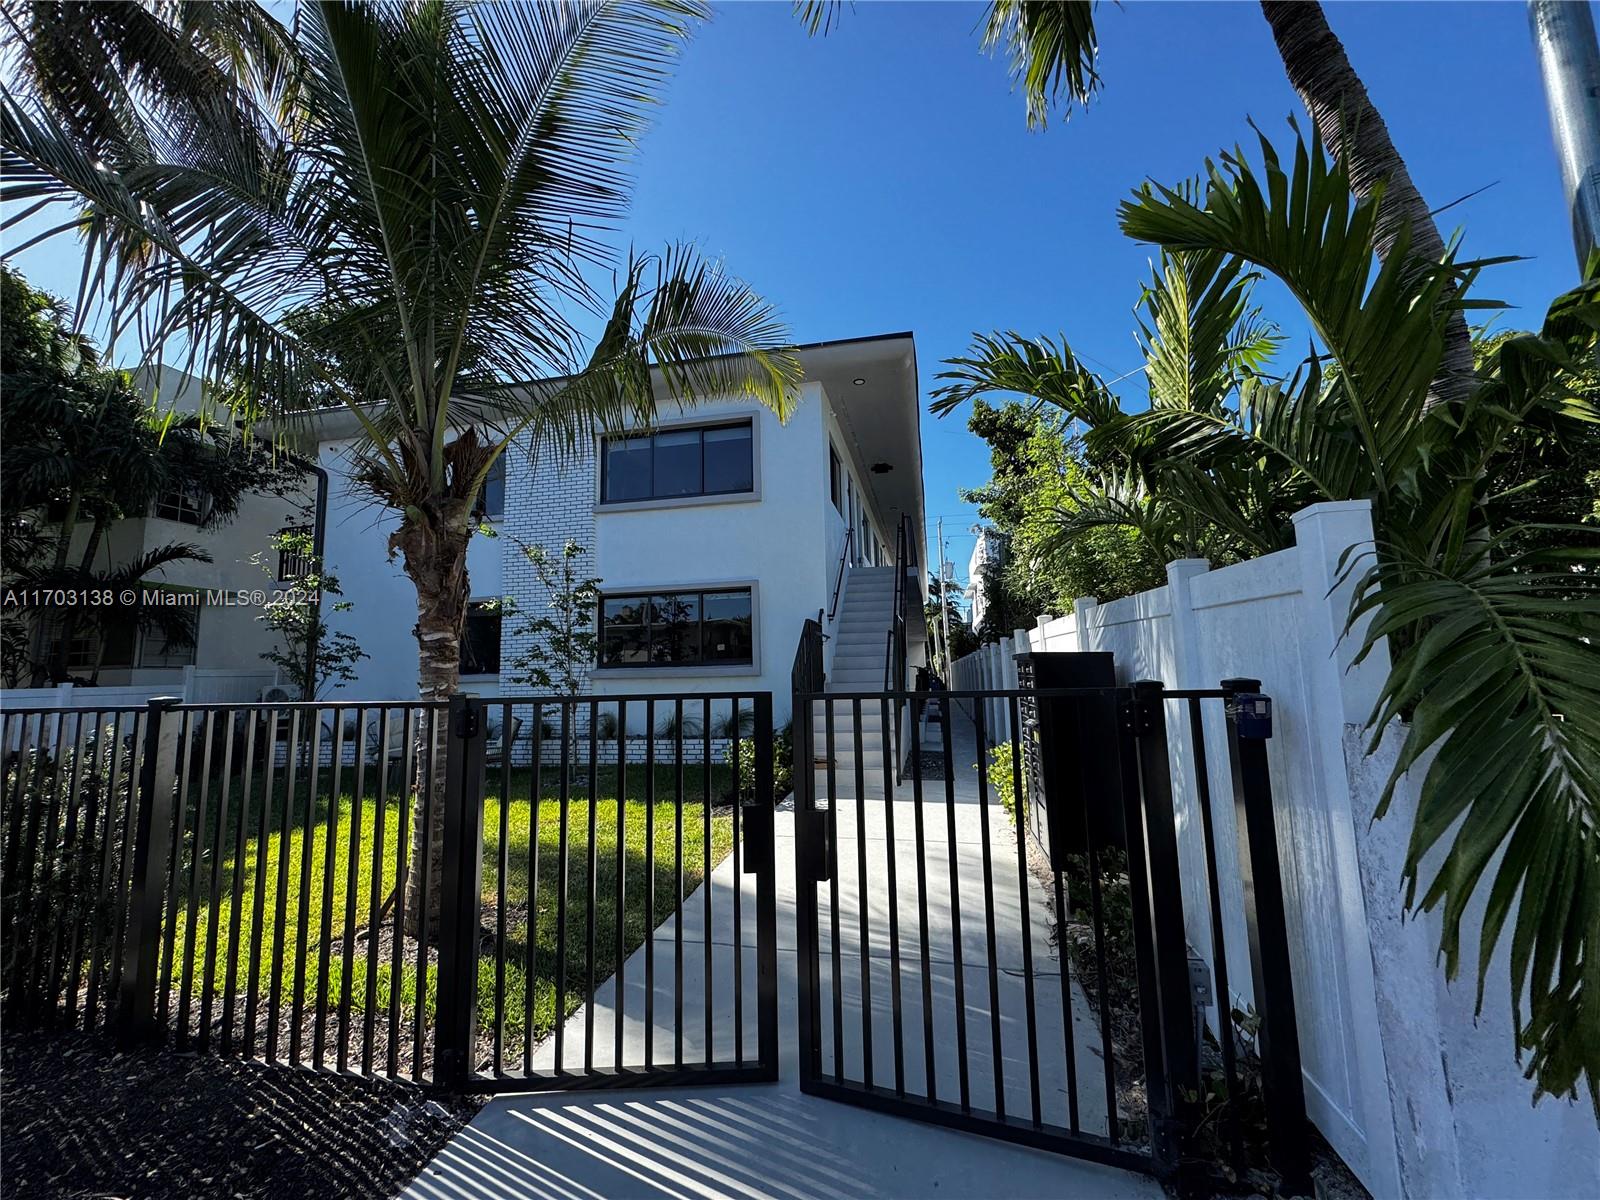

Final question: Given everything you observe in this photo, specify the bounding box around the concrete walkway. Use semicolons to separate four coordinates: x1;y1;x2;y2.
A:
402;706;1160;1200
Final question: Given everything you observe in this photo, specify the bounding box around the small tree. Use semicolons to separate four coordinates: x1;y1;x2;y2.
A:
255;528;367;699
506;540;601;693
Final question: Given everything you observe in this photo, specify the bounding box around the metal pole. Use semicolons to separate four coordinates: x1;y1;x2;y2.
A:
1531;0;1600;266
434;694;487;1088
1127;680;1199;1176
118;696;181;1045
1221;678;1312;1196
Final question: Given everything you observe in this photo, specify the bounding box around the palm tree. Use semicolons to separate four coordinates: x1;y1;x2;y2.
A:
940;129;1600;1111
2;1;800;935
803;0;1476;406
985;0;1473;407
934;246;1302;570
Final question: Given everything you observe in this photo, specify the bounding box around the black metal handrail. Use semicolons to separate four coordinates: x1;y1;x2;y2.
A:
827;528;853;623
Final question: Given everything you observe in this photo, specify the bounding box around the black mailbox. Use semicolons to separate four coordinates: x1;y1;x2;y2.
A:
1015;650;1125;867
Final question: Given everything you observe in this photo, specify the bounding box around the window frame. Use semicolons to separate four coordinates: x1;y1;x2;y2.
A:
596;584;756;671
829;443;843;514
596;416;759;510
137;610;199;669
473;456;506;523
152;483;211;526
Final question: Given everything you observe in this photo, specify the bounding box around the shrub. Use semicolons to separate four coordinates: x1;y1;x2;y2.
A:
724;723;794;804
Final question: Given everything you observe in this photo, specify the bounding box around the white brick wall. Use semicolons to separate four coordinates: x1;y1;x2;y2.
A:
496;435;598;696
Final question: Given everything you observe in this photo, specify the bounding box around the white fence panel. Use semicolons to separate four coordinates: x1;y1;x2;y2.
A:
946;499;1600;1198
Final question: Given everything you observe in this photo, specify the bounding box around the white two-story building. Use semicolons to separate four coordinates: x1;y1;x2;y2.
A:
314;332;928;738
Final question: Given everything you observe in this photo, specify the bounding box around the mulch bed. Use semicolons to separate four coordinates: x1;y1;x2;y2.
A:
0;1023;480;1199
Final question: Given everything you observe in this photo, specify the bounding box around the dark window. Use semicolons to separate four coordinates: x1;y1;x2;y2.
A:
475;457;506;521
829;444;842;513
54;611;137;672
139;611;198;668
704;424;753;494
460;601;502;675
602;436;653;502
599;587;752;668
153;484;209;526
600;421;754;503
653;429;701;497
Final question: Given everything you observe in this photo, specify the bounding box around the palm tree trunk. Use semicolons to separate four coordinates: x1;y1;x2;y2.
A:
392;505;474;941
1260;0;1474;411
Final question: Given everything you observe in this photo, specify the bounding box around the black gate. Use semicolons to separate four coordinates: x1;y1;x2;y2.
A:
1;689;781;1095
791;624;1310;1188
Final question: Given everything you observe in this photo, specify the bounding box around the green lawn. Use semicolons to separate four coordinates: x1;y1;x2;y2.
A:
161;761;735;1067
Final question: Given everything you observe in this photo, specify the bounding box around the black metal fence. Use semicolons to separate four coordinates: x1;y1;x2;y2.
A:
1;691;781;1093
791;656;1310;1189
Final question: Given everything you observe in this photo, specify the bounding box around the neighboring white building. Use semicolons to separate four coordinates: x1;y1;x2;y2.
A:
965;526;1004;631
32;367;316;691
312;333;927;724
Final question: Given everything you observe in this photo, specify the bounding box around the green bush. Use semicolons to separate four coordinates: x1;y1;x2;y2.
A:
724;723;794;804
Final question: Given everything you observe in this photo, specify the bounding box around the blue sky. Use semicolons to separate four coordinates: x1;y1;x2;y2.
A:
4;1;1578;587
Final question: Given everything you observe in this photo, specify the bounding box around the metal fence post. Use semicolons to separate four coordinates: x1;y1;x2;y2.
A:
1126;679;1199;1177
435;694;487;1089
751;692;780;1077
1221;677;1312;1196
118;697;181;1046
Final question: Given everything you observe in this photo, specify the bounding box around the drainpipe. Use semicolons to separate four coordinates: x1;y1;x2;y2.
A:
1530;0;1600;268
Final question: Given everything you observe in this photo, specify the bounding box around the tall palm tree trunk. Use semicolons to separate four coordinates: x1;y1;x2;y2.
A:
1260;0;1474;410
393;503;473;941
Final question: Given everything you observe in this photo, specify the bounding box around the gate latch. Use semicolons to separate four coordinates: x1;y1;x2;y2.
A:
1227;693;1273;739
453;703;482;739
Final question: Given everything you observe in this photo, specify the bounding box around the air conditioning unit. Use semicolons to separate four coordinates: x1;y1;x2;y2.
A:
260;685;297;704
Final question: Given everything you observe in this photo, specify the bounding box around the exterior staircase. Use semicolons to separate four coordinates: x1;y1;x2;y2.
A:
815;566;896;793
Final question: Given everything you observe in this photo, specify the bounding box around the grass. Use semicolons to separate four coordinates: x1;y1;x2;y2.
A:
158;759;735;1062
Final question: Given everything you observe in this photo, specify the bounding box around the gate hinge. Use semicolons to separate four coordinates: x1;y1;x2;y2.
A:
1120;694;1160;737
453;704;482;739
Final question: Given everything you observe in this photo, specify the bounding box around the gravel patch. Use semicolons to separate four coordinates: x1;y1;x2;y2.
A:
0;1024;479;1199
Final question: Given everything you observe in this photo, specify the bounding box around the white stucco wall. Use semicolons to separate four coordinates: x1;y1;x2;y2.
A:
316;437;504;700
589;384;830;728
314;377;914;732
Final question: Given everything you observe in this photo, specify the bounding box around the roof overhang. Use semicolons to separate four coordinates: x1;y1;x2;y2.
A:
801;333;925;602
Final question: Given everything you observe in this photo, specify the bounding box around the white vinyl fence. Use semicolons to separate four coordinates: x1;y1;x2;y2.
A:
0;666;280;714
950;499;1598;1200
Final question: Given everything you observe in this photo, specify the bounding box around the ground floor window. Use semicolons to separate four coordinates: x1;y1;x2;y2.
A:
460;601;502;675
138;611;198;668
599;587;753;667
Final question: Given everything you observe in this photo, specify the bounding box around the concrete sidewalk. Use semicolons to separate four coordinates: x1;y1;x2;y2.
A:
401;707;1160;1200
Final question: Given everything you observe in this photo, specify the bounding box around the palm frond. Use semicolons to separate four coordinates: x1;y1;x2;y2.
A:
1345;533;1600;1111
1119;129;1478;500
982;1;1100;129
1136;247;1279;414
932;331;1120;428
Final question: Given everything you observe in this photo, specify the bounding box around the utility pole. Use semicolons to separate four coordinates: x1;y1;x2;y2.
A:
1531;0;1600;267
936;517;956;682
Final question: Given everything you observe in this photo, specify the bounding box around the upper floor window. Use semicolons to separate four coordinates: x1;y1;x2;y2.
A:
474;457;505;522
599;587;753;667
600;421;753;504
153;484;210;526
829;444;842;514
